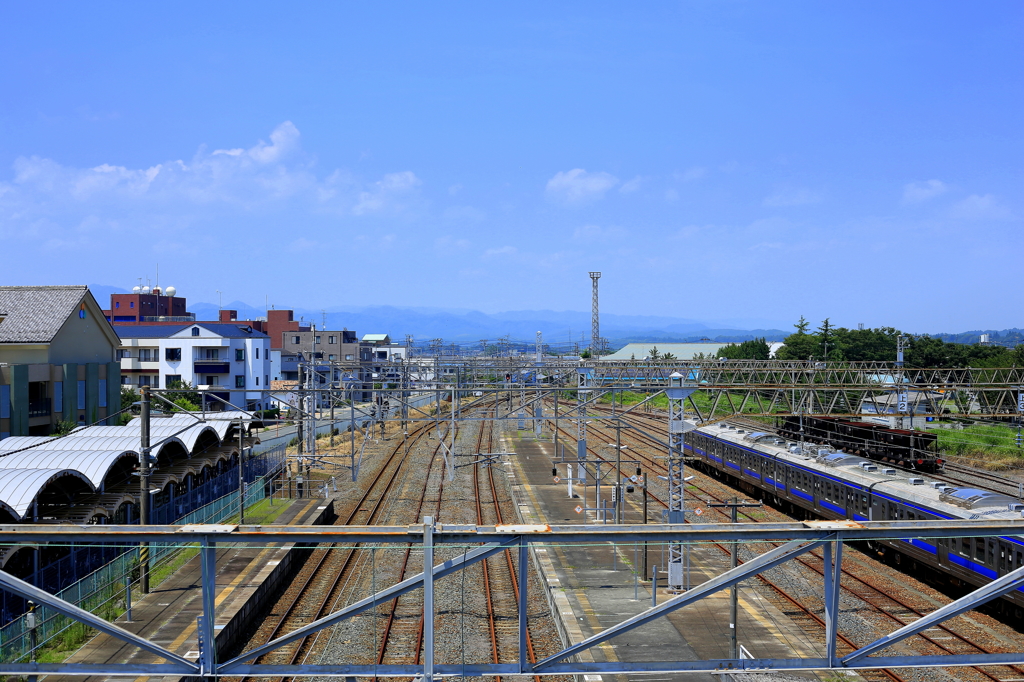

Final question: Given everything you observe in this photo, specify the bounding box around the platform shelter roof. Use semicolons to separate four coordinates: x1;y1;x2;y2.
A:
0;468;95;520
76;423;221;452
124;410;255;441
0;450;136;489
0;435;184;458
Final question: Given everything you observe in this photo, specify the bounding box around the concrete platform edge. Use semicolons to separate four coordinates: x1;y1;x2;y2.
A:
504;435;601;682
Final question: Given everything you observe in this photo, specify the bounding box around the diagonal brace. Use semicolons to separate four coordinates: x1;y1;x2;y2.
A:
0;569;197;669
843;562;1024;665
219;537;520;670
534;537;828;670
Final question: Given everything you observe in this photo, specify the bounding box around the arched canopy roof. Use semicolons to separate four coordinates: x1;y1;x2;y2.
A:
125;410;255;441
0;450;136;489
77;424;220;453
0;436;184;459
0;468;95;520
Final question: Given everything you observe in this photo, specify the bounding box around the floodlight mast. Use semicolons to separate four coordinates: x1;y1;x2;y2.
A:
589;272;601;357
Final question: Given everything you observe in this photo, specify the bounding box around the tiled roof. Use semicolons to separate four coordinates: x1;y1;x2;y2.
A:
0;285;89;343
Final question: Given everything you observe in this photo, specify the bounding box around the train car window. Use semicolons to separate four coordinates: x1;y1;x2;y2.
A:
999;546;1007;570
974;540;984;561
989;541;996;566
959;539;969;557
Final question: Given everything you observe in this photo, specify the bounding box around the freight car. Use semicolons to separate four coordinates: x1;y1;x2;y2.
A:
777;415;944;472
685;422;1024;619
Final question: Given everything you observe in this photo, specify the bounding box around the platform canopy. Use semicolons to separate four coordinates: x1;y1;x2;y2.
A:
0;450;136;489
0;468;94;520
0;435;186;459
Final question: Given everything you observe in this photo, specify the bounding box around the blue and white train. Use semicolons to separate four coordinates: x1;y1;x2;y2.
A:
685;421;1024;618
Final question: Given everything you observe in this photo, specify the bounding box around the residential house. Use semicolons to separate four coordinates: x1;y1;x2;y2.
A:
116;323;272;411
0;286;122;437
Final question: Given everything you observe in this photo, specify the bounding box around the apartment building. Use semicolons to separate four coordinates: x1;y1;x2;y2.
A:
0;286;122;437
277;329;359;381
116;323;272;411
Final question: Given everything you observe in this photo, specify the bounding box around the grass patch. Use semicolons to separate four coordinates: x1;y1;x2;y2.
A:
935;423;1024;469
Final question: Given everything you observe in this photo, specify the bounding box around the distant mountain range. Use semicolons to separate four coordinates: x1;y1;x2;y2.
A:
88;284;1020;348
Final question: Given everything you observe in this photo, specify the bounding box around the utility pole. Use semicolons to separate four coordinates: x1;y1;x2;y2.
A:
238;416;245;524
709;498;762;660
139;386;151;594
897;334;909;430
589;272;601;357
610;422;628;523
576;367;593;485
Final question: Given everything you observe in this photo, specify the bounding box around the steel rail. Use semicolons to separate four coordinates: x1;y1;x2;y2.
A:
240;406;438;679
581;411;1023;682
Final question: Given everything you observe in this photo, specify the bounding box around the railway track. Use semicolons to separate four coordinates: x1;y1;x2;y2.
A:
236;413;441;680
472;407;542;682
237;396;570;680
544;401;1024;682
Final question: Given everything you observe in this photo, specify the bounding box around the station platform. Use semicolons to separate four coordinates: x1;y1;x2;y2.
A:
54;497;334;682
505;434;839;682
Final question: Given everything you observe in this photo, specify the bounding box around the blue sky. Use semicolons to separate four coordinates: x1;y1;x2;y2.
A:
1;2;1021;333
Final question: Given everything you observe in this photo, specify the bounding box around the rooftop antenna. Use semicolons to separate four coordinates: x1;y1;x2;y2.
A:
322;309;327;330
216;290;222;311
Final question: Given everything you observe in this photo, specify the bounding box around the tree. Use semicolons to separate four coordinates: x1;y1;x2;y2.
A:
166;380;201;412
649;346;661;361
52;420;78;436
775;318;817;361
580;349;591;359
661;352;677;361
817;318;835;359
717;338;771;360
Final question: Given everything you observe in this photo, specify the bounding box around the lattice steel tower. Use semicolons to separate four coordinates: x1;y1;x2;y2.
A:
589;272;601;356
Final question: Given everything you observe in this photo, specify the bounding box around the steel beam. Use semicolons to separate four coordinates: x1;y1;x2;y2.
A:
843;562;1024;665
534;537;827;670
3;520;1024;545
0;569;198;670
219;537;519;669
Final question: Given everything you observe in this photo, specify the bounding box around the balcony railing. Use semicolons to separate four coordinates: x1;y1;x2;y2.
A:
141;314;196;322
194;362;230;374
28;398;51;418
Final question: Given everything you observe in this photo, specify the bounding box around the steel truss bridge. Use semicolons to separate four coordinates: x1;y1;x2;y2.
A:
2;520;1023;678
274;358;1024;419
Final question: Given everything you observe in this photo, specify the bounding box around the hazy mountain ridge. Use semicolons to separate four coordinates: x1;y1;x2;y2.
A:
89;285;1018;347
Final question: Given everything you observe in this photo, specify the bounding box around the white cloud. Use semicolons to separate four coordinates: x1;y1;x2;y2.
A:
352;171;422;215
288;237;318;252
572;224;627;241
902;179;947;204
619;176;644;193
545;168;618;204
244;121;301;164
1;122;421;228
950;194;1011;221
763;187;822;207
483;245;518;258
675;167;706;182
